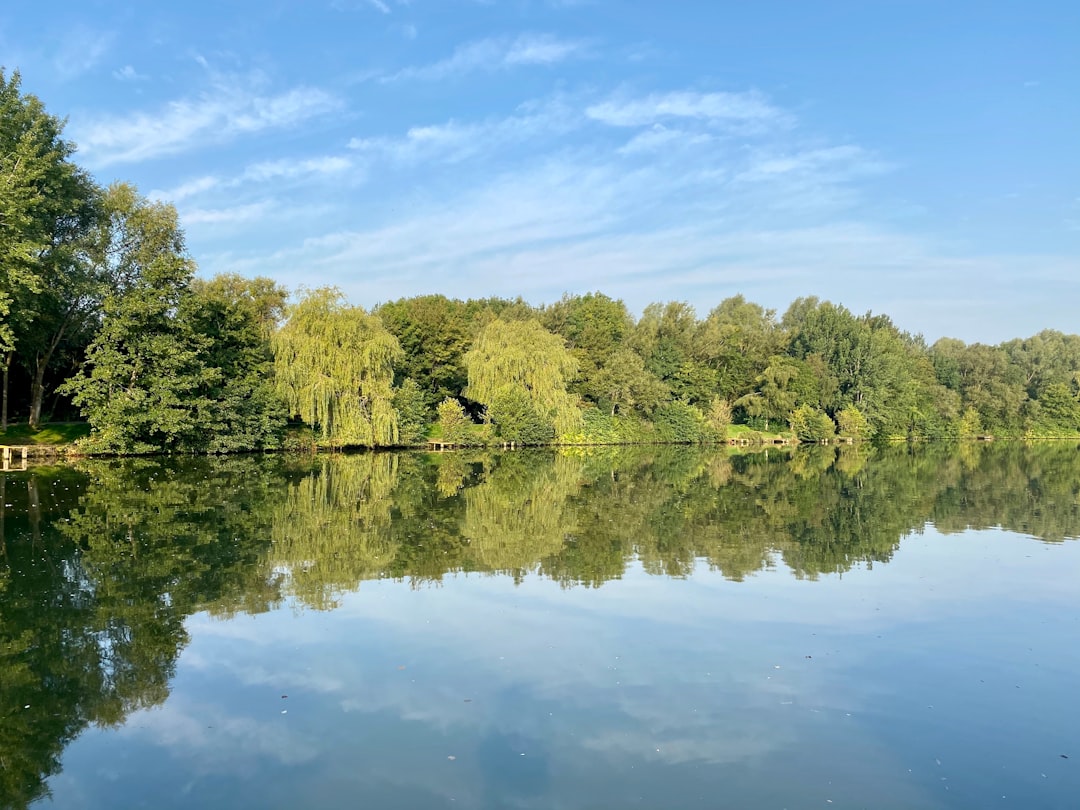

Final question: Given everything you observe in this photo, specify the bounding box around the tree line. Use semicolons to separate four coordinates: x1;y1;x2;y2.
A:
4;69;1080;454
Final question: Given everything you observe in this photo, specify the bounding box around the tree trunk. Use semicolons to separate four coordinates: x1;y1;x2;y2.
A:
1;351;10;431
29;362;47;429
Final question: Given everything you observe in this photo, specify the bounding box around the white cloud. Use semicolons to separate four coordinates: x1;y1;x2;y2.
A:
151;155;357;207
387;33;586;81
70;73;342;167
53;26;114;79
736;145;888;182
153;175;221;202
182;201;273;225
112;64;148;82
587;90;784;129
505;33;583;64
348;99;575;165
617;125;713;155
242;156;354;182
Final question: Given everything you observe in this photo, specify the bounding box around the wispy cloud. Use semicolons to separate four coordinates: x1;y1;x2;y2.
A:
348;99;576;165
587;90;784;130
386;33;586;81
112;64;148;82
182;201;274;226
331;0;399;12
70;71;342;167
151;156;356;206
53;26;114;79
157;175;221;202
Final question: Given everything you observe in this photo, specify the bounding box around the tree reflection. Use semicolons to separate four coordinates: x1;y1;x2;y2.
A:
2;442;1080;806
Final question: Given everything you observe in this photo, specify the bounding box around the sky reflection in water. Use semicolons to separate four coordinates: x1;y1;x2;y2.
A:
3;444;1078;809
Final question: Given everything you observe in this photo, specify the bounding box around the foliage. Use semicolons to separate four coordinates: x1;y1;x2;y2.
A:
273;288;402;447
789;404;836;442
464;318;582;436
653;401;715;443
705;396;733;440
835;405;869;439
60;185;214;454
392;378;430;445
488;385;555;444
183;275;289;452
0;70;93;355
587;347;667;416
376;295;480;410
436;397;475;444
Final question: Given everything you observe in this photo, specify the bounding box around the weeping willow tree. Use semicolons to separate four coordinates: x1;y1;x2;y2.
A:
460;452;582;575
273;288;403;447
266;454;401;609
464;318;581;439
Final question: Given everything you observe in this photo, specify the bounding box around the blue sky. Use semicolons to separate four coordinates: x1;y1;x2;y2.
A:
2;0;1077;342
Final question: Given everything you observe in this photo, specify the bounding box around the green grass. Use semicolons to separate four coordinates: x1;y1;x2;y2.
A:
0;421;90;445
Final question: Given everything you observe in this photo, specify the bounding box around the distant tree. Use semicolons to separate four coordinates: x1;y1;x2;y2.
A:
392;378;429;445
588;347;666;416
273;288;402;447
789;404;836;442
376;295;477;409
694;295;784;401
836;405;869;439
735;355;801;432
705;396;733;440
488;385;555;444
183;274;289;452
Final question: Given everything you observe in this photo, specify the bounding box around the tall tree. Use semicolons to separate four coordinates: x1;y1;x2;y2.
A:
61;184;214;453
0;69;97;428
182;274;289;452
273;287;402;447
694;295;785;402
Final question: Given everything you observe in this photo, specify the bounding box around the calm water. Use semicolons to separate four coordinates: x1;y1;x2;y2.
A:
2;443;1078;809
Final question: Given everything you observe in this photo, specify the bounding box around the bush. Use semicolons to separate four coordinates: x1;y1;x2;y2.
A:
654;401;714;443
835;405;869;439
789;404;836;442
436;397;474;444
488;386;554;444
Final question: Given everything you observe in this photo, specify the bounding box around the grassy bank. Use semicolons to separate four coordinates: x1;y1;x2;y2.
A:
0;422;90;446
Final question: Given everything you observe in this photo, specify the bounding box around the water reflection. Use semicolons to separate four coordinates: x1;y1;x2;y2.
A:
1;442;1079;807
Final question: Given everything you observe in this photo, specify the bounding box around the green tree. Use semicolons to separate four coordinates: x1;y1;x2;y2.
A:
182;274;289;452
273;288;402;447
694;295;784;402
588;346;666;416
60;184;214;454
0;70;98;428
376;295;479;410
542;292;634;404
735;355;801;431
436;396;474;444
392;378;430;445
488;385;555;444
789;404;836;442
836;405;869;439
464;318;581;438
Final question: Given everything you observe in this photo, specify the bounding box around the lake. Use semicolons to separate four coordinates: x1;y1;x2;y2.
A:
2;443;1078;809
